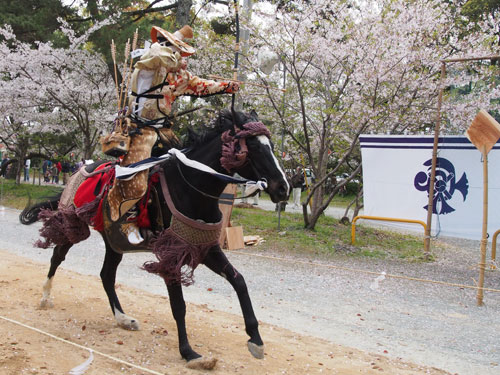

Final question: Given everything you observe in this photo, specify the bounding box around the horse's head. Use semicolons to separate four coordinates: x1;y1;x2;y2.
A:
219;110;290;203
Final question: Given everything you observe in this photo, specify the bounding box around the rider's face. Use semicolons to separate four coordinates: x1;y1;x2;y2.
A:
159;40;180;53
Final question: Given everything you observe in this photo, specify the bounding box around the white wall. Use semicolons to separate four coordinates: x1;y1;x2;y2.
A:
360;135;499;240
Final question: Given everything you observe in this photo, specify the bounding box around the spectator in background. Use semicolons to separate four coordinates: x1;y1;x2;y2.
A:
56;160;62;184
1;154;9;177
239;184;248;204
50;163;58;184
42;159;50;180
291;166;305;208
239;185;259;205
61;159;71;184
252;191;260;206
23;158;31;181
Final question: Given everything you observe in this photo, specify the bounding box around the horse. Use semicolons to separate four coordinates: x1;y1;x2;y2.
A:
20;109;290;370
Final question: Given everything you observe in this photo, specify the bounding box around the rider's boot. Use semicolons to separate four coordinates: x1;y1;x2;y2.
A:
122;206;144;244
122;222;144;244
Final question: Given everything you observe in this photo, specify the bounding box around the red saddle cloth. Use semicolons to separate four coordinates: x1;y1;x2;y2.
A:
74;163;115;231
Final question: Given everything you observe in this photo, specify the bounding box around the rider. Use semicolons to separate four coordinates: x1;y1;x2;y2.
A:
106;25;240;244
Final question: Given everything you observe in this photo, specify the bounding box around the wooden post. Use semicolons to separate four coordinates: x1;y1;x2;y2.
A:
225;226;245;250
477;146;488;305
218;184;238;249
424;55;500;255
465;109;500;306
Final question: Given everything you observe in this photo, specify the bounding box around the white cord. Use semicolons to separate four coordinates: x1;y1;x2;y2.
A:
0;315;165;375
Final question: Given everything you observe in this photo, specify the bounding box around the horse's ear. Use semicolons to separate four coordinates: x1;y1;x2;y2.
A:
187;126;196;139
249;109;259;121
184;126;199;147
228;109;242;134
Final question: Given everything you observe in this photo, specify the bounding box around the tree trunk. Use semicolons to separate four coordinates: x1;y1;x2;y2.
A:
83;137;94;160
15;158;22;184
352;188;364;218
14;140;29;185
176;0;193;28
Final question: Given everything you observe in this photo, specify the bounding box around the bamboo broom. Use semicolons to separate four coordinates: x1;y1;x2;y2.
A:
123;29;139;113
118;38;130;111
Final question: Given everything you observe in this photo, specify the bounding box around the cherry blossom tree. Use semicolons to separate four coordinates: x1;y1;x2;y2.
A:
240;0;499;229
0;23;116;168
0;116;35;183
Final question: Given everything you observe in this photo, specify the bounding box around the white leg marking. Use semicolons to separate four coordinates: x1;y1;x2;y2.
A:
257;135;290;195
40;277;54;308
114;309;140;331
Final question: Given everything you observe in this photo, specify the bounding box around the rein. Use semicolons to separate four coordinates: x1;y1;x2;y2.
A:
175;161;222;200
174;160;266;201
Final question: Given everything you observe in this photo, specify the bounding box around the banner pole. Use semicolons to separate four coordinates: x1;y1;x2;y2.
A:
424;61;447;256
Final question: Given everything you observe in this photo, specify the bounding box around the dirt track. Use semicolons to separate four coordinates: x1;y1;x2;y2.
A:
2;203;500;374
0;251;450;375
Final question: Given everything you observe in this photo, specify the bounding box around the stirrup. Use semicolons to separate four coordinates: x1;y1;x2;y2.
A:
102;197;153;253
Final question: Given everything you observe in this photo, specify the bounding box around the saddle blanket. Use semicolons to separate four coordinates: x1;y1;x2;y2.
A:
74;163;114;208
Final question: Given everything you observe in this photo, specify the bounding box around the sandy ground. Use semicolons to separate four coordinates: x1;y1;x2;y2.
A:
0;251;450;375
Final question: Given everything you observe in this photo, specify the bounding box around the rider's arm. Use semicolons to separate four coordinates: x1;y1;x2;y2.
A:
181;70;240;97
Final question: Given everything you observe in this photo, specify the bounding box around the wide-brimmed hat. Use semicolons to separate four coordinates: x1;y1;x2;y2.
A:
151;25;195;57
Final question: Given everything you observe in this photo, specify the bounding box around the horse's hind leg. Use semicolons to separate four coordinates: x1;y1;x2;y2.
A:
203;247;264;359
100;242;139;330
40;243;72;308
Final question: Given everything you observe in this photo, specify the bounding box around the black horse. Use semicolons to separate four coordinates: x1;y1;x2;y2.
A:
21;109;289;369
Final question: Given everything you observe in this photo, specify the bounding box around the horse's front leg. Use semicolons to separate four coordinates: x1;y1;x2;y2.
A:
40;243;72;308
203;246;265;359
166;282;217;370
100;242;139;330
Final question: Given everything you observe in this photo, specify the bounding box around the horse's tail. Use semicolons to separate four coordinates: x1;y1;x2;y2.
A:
19;193;61;225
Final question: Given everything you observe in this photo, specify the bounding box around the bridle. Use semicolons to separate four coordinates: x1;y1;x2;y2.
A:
172;120;272;201
220;121;271;173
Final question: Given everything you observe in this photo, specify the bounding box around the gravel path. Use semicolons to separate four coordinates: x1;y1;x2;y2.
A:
0;204;499;374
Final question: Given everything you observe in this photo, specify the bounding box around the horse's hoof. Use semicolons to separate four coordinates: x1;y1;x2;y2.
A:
115;311;140;331
39;298;54;309
247;341;265;359
186;357;218;370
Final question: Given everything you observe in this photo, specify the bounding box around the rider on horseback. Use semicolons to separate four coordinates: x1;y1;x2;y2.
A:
106;25;239;244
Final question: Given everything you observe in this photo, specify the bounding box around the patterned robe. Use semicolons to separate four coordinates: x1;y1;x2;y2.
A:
108;42;237;222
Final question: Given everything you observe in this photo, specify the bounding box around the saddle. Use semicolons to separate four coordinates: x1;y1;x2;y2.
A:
67;162;165;253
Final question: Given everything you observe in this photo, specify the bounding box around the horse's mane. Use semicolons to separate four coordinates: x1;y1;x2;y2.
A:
182;110;237;149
